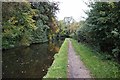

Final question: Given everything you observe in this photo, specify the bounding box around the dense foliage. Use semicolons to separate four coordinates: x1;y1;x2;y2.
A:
30;2;59;43
2;1;59;49
56;17;79;40
77;2;120;60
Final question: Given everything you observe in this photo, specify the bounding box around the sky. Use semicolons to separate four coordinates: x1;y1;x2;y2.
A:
50;0;90;22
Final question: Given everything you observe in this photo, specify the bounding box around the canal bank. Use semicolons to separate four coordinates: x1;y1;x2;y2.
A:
44;38;68;78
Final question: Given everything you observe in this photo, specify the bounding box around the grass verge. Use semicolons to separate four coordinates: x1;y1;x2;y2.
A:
71;39;120;78
44;38;68;78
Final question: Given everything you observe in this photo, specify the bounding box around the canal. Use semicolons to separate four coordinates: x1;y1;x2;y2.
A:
2;41;63;78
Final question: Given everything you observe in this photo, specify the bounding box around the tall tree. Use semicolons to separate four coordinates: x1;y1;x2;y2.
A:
80;1;120;59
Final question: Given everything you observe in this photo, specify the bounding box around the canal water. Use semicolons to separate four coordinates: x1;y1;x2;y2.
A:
2;41;63;78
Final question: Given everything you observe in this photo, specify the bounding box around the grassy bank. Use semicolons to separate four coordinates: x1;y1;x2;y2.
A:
44;38;68;78
71;39;120;78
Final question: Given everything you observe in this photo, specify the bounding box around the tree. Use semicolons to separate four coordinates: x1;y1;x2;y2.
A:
80;1;120;59
2;1;59;49
2;2;36;48
30;2;59;42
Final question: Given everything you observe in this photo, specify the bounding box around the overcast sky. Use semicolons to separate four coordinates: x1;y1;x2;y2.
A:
50;0;90;21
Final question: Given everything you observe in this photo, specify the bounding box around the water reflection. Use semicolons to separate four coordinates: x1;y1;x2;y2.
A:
2;41;62;78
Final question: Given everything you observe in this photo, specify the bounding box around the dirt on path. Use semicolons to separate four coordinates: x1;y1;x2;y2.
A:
67;40;91;78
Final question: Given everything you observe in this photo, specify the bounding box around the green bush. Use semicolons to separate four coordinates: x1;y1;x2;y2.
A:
77;2;120;59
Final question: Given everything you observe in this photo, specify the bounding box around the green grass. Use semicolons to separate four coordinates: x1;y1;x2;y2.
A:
71;39;120;78
44;38;68;78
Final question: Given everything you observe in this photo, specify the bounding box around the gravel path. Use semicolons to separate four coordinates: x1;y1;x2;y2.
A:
67;40;91;78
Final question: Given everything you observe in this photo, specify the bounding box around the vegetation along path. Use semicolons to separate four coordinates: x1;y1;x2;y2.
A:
67;39;91;78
